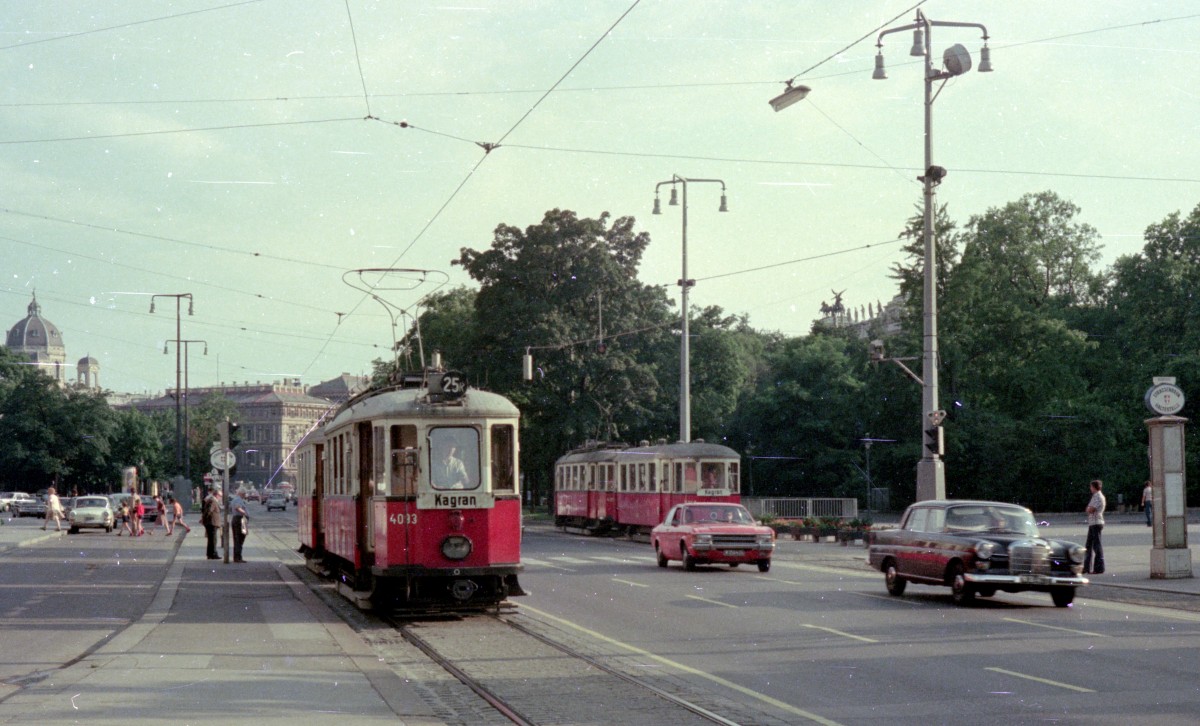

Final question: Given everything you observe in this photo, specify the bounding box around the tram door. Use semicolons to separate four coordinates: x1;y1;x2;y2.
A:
388;425;419;567
357;422;374;566
311;443;325;551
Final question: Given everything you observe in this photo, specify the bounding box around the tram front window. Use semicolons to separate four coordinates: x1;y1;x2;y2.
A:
429;428;480;491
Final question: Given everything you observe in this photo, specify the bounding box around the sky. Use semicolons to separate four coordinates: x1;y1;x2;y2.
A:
2;1;1198;396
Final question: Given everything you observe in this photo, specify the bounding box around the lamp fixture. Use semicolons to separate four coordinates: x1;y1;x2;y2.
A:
768;83;812;112
872;52;887;80
909;27;925;57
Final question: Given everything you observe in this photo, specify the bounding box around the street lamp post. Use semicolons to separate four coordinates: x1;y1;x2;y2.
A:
151;293;194;477
165;339;208;484
872;10;991;502
653;175;728;443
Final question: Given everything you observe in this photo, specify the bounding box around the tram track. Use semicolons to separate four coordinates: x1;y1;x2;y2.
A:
390;610;750;726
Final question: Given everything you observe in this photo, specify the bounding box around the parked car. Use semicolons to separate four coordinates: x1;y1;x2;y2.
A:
0;492;35;513
264;492;287;511
868;500;1089;607
14;497;47;518
651;503;775;572
68;496;115;534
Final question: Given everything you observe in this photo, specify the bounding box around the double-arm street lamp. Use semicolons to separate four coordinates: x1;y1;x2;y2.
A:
771;11;991;502
873;10;991;502
653;176;728;443
165;339;207;483
150;293;194;478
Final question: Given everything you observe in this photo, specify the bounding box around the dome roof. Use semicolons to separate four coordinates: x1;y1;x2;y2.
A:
6;293;65;353
78;355;99;366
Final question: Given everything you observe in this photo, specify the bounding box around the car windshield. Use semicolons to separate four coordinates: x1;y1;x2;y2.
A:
76;497;109;508
944;505;1038;536
682;505;755;525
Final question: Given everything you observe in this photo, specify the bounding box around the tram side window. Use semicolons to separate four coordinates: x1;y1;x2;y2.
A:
390;424;418;497
491;425;515;493
729;462;740;493
649;463;658;492
701;463;724;489
373;427;386;495
428;427;480;491
682;462;699;493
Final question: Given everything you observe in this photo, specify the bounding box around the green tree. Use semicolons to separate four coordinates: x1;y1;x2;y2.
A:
185;393;240;485
453;209;677;500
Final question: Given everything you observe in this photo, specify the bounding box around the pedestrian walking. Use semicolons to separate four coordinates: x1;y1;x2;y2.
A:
1141;480;1153;528
1084;479;1106;574
41;487;64;531
167;496;191;535
152;495;169;533
230;491;249;562
202;488;222;559
117;501;133;535
128;488;144;536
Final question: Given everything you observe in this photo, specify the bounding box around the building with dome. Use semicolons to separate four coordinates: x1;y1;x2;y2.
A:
5;293;69;384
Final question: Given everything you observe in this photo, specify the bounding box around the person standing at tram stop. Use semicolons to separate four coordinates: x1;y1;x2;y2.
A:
1085;479;1107;575
41;487;64;531
230;491;249;563
1141;480;1153;528
202;488;223;560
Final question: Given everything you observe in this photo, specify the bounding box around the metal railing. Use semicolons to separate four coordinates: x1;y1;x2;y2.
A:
742;497;859;520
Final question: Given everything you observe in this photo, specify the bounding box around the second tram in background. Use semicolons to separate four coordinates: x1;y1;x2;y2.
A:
554;439;742;536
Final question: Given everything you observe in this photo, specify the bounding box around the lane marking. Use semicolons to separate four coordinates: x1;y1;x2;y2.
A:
985;666;1095;693
756;575;806;586
612;578;648;588
1007;591;1200;623
520;557;575;572
774;561;877;579
549;556;593;565
1002;617;1108;638
594;556;642;564
801;624;878;644
854;592;922;606
519;603;845;726
686;594;738;609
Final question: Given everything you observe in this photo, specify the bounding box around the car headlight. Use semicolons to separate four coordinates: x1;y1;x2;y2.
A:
975;541;996;560
756;534;774;546
694;534;713;546
1068;545;1086;564
441;535;472;561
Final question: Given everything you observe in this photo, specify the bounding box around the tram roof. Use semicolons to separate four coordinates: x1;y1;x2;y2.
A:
326;385;519;430
558;440;740;463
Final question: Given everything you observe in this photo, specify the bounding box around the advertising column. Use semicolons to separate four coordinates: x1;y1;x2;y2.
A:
1144;378;1192;579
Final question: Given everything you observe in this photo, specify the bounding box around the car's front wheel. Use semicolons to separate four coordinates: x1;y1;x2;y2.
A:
682;543;697;571
1050;587;1075;608
655;543;668;568
757;559;770;573
949;562;975;605
884;560;907;596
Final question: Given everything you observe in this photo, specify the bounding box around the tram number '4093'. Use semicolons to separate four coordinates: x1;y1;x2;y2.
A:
388;513;418;525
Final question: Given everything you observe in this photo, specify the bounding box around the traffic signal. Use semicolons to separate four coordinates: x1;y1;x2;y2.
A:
925;425;943;456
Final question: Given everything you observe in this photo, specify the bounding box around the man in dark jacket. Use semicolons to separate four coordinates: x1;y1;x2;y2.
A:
202;489;223;560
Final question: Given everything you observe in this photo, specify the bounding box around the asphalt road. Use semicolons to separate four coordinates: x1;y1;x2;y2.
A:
518;524;1200;725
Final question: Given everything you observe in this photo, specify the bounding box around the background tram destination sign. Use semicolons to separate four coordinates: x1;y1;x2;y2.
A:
210;449;236;471
1145;381;1186;416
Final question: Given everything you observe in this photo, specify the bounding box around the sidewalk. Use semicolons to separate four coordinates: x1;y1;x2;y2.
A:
773;516;1200;597
0;522;445;726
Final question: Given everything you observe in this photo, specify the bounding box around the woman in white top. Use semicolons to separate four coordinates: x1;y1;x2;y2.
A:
42;487;64;532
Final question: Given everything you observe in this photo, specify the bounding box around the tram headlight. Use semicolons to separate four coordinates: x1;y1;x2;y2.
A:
441;534;473;561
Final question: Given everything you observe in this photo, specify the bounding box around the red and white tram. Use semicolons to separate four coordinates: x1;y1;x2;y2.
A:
554;439;742;536
297;371;525;610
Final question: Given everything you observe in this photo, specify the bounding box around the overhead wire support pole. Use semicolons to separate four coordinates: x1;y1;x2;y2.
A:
873;10;992;502
150;293;194;479
653;176;728;443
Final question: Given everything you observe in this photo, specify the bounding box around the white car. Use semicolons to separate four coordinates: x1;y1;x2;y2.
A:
0;492;35;513
68;496;116;533
265;492;287;511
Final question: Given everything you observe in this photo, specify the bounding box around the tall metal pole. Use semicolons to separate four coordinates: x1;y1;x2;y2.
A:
679;178;691;444
151;293;193;480
916;14;945;502
652;176;727;444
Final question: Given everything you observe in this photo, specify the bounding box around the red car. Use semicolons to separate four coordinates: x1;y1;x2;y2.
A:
652;503;775;572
